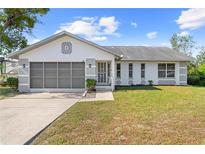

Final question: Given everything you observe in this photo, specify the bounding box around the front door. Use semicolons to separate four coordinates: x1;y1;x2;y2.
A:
97;62;107;84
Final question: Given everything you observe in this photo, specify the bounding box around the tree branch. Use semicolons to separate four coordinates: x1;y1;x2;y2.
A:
0;9;33;40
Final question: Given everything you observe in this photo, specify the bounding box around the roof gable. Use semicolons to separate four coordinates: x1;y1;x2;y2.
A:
7;31;120;59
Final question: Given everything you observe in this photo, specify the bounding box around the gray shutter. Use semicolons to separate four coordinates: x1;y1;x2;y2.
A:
44;62;57;88
72;62;85;88
58;62;71;88
30;62;43;88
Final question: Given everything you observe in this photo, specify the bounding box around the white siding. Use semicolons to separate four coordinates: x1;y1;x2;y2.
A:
145;63;158;85
121;62;129;85
133;63;141;85
20;36;115;62
115;61;182;86
176;62;180;85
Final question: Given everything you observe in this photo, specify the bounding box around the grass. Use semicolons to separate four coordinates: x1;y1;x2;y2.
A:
0;86;17;99
33;86;205;145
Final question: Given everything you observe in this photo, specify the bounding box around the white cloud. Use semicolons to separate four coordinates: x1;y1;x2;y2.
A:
99;16;119;35
90;36;107;41
176;8;205;30
55;16;120;41
56;20;98;37
131;22;138;28
177;31;190;37
81;16;97;22
146;32;157;39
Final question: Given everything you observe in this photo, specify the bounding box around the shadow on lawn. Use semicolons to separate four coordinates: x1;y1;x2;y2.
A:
115;85;162;91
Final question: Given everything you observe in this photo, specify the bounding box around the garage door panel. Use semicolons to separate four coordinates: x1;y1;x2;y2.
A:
44;78;57;88
44;70;57;78
44;62;57;69
72;62;85;69
30;62;43;88
58;62;71;69
58;71;71;77
30;70;43;76
44;62;57;88
72;70;85;77
58;78;71;88
30;62;43;68
72;62;85;88
30;78;43;88
72;78;85;88
58;62;71;88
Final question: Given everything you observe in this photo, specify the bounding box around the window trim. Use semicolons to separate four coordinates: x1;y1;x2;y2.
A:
158;63;175;79
128;63;133;79
116;63;121;78
141;63;145;79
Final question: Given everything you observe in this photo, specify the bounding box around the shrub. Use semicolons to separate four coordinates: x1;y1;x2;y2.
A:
199;80;205;86
6;77;18;89
86;79;96;92
187;75;200;85
148;80;153;86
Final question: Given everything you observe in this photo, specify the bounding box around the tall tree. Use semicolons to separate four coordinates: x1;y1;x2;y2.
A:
196;46;205;65
170;33;195;56
0;8;49;55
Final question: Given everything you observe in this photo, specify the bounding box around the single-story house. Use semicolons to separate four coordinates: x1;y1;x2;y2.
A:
8;31;192;92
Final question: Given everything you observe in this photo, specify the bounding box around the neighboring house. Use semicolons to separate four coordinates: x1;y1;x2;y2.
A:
7;31;192;92
0;58;18;76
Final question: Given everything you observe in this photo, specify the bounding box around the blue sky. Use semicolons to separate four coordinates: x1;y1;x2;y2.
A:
27;8;205;56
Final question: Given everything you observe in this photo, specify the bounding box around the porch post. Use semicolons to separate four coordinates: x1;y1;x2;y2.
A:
111;58;115;91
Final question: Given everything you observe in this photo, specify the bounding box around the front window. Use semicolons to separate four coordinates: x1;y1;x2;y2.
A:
158;64;166;78
117;63;121;78
141;64;145;78
167;64;175;78
158;63;175;78
107;63;111;77
129;63;133;78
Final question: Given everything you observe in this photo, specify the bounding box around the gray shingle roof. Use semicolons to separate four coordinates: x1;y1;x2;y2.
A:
103;46;193;61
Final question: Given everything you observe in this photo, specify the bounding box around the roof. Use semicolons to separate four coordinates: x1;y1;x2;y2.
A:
7;31;121;59
7;31;193;62
103;46;193;62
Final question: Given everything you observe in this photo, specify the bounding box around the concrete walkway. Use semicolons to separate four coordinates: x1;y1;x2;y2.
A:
79;90;114;102
0;92;82;145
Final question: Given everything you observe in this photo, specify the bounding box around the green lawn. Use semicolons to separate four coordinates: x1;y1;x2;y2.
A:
33;86;205;145
0;86;16;99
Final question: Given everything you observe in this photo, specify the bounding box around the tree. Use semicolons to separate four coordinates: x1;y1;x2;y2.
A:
196;46;205;65
170;33;195;56
198;64;205;76
0;8;49;55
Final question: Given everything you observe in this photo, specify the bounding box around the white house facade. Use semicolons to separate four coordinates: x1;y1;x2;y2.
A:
8;31;191;92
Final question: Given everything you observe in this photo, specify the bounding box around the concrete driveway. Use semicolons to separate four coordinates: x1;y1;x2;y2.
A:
0;92;83;145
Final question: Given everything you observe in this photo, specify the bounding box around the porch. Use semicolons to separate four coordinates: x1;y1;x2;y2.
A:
95;61;113;90
85;58;115;91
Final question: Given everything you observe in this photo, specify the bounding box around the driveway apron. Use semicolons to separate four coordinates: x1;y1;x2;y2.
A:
0;92;82;144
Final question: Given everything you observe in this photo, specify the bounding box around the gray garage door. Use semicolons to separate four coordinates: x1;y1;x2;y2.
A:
30;62;85;89
30;62;43;88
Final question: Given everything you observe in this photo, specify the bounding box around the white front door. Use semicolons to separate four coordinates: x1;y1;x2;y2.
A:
97;62;107;84
97;62;111;85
